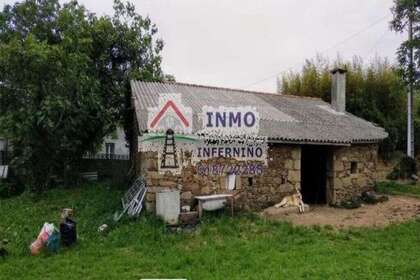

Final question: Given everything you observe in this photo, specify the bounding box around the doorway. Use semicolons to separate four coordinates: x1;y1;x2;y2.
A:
300;145;328;204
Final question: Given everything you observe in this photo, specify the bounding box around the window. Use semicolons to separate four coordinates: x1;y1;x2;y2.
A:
281;176;286;184
226;173;236;191
105;143;115;159
350;161;358;174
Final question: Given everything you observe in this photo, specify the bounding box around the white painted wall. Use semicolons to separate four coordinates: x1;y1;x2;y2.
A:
98;127;129;156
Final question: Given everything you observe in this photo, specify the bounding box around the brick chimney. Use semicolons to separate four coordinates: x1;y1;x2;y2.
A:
330;68;347;112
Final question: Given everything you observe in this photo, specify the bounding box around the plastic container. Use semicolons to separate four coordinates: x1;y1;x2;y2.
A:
46;231;60;253
60;218;77;246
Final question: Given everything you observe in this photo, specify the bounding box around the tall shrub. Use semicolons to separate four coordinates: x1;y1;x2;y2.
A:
280;55;407;158
0;0;164;192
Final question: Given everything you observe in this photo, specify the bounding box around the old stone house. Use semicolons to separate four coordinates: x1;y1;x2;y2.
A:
130;69;387;211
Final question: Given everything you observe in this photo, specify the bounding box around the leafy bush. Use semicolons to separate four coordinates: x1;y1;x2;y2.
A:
0;167;25;199
387;155;417;180
0;181;10;198
0;180;24;199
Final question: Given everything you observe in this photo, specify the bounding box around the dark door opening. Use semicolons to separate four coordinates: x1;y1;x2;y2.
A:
301;145;328;204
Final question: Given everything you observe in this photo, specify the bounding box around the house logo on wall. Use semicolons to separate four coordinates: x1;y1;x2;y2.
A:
145;93;195;171
147;93;192;134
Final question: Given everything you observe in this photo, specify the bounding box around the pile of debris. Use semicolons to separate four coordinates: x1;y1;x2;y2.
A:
338;191;389;209
30;208;77;256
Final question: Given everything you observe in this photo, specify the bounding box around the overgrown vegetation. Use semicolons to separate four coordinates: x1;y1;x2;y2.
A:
0;0;163;192
0;168;24;199
376;180;420;197
280;55;414;158
1;184;420;279
387;155;417;179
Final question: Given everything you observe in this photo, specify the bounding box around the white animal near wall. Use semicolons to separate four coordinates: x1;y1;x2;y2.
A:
274;187;306;213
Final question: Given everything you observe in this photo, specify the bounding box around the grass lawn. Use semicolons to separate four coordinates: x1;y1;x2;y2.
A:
1;183;420;279
376;181;420;197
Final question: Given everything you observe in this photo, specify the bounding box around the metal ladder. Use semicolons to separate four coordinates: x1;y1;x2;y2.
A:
161;129;178;169
113;177;148;222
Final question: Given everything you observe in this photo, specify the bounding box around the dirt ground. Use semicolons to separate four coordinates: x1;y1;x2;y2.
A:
261;195;420;229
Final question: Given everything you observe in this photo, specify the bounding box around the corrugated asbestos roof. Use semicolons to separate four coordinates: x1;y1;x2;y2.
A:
131;81;388;145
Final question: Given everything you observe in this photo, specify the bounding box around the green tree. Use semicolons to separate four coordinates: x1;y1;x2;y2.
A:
0;0;163;192
390;0;420;88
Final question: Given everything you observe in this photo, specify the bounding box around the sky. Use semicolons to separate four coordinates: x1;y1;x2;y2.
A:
0;0;406;92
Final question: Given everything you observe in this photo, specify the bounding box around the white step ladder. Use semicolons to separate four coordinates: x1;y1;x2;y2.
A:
114;177;148;222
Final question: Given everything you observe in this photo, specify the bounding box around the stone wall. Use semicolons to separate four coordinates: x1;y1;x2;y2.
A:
244;145;301;210
137;142;380;211
376;156;398;181
137;144;301;212
331;144;378;204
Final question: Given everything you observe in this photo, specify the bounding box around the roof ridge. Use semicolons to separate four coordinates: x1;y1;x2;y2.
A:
134;80;323;101
131;80;387;143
